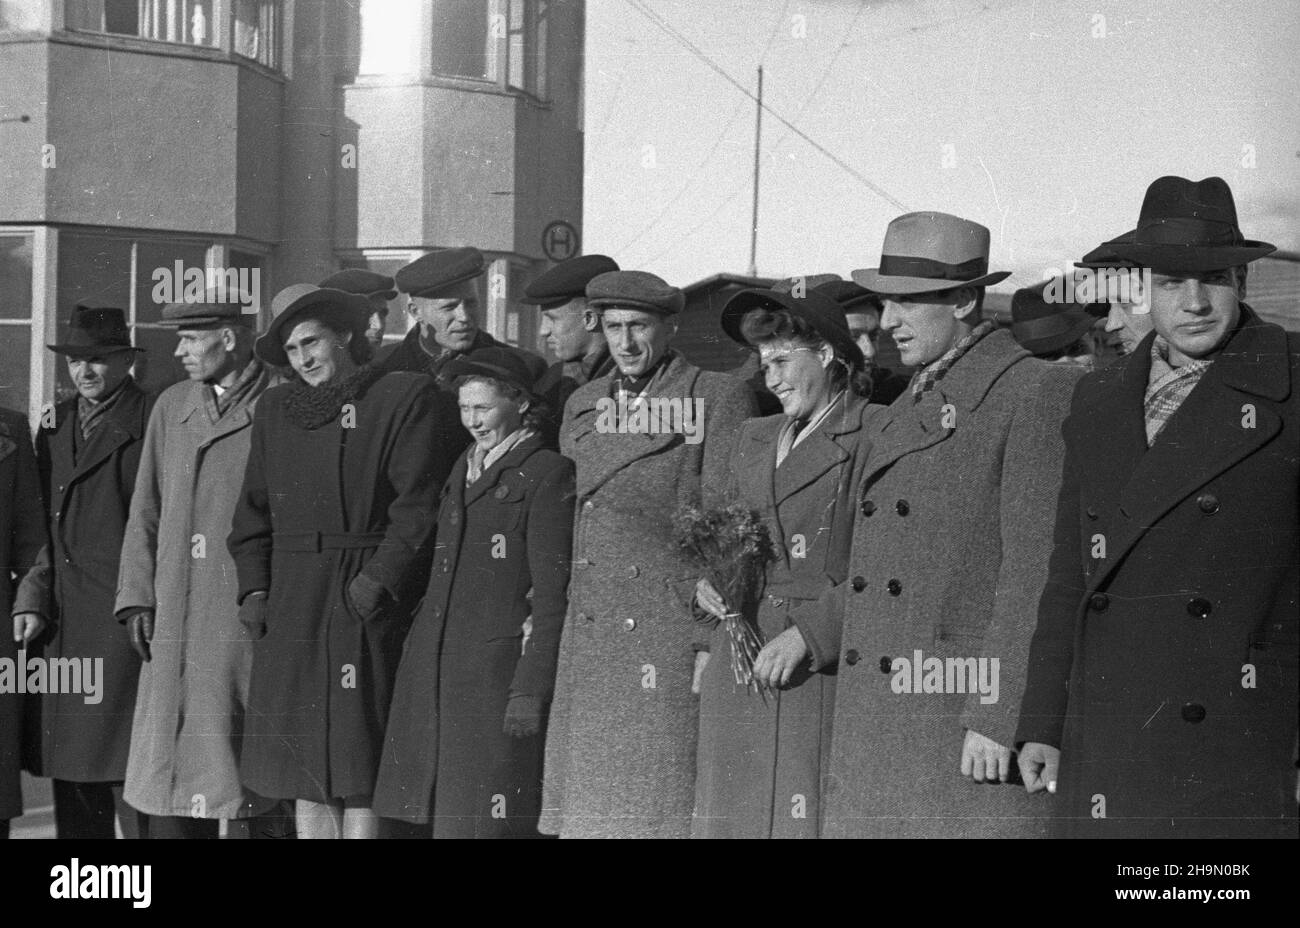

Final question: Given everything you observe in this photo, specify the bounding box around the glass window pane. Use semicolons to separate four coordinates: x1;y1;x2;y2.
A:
0;0;43;31
57;233;132;318
431;0;490;80
358;0;418;74
130;326;186;397
0;235;34;320
135;241;209;325
234;0;280;67
0;324;31;414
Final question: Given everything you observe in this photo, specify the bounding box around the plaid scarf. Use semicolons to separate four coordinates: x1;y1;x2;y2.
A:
1143;337;1213;446
77;376;130;443
608;351;672;405
910;321;996;403
205;357;265;422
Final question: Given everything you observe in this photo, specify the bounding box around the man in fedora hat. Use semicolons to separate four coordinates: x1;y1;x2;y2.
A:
755;211;1081;838
1010;278;1101;371
539;269;756;839
382;247;546;390
318;268;398;354
814;278;911;404
114;289;283;838
1075;230;1154;364
15;304;151;838
520;254;620;448
1017;176;1298;837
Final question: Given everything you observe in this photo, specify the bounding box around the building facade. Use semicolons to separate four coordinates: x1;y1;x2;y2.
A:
0;0;585;421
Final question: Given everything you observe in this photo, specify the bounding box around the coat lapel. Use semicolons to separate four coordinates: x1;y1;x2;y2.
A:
569;351;699;499
772;397;857;506
68;381;146;487
464;434;545;506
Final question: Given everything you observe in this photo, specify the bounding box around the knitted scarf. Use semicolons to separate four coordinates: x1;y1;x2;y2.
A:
284;364;386;430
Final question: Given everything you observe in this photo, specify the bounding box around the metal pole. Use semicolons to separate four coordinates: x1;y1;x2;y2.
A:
748;65;763;278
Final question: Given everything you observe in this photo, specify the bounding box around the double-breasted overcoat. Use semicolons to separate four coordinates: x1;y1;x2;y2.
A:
693;394;880;839
799;329;1081;838
115;369;278;819
1017;309;1299;838
228;370;450;803
539;350;756;838
375;433;575;835
23;381;151;783
0;409;47;821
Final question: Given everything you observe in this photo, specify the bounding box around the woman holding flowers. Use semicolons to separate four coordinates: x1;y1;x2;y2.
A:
691;286;880;838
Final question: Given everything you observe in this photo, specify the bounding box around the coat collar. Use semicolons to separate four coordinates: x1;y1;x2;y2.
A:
178;363;274;440
770;393;866;506
567;350;703;498
866;328;1028;477
462;432;546;506
66;378;148;486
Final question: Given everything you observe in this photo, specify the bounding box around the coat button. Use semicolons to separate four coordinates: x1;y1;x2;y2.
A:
851;576;867;592
448;510;459;526
626;565;639;579
878;656;893;674
622;617;636;631
844;649;860;666
578;612;593;624
1085;506;1098;520
886;579;902;596
1088;593;1109;612
1196;493;1220;514
895;500;909;516
583;500;595;511
1186;597;1212;618
1181;703;1206;723
861;499;876;517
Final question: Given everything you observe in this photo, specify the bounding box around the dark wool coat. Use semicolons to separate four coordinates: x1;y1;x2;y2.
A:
1017;309;1299;838
693;395;880;839
374;434;575;835
539;350;757;838
535;348;616;450
22;381;151;783
228;371;450;803
0;409;47;820
116;371;279;818
799;329;1081;838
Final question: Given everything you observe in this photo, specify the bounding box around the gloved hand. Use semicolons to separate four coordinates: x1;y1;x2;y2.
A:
238;592;269;640
125;609;155;662
347;573;387;621
503;695;545;739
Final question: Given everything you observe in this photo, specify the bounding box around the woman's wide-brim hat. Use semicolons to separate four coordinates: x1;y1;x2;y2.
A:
1010;279;1098;356
1109;176;1275;272
851;211;1011;295
255;284;371;366
442;346;539;398
48;303;145;358
720;287;864;371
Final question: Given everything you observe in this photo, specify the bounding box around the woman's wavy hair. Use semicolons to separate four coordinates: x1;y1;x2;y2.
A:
739;306;872;397
452;374;550;433
291;304;374;368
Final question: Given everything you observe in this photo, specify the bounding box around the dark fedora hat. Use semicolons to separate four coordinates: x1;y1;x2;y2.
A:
851;212;1011;295
1010;279;1097;356
48;304;144;358
442;346;539;398
814;279;883;314
720;288;864;371
1075;229;1138;270
1110;176;1275;271
255;284;371;366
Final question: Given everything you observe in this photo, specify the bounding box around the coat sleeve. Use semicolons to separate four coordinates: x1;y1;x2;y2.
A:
509;457;576;701
357;381;449;601
1015;385;1090;750
227;399;274;603
7;415;50;616
959;367;1080;750
793;579;847;672
115;399;167;617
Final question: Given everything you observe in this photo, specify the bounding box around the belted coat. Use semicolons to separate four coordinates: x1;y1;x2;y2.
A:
23;381;152;783
539;350;756;838
799;329;1081;838
1016;309;1299;838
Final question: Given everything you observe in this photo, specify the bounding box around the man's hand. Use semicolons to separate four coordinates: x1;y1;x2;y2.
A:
237;593;268;641
1018;741;1060;794
691;650;710;695
752;626;809;690
347;573;387;620
694;578;727;619
503;695;544;739
12;612;44;646
127;609;155;662
961;729;1011;783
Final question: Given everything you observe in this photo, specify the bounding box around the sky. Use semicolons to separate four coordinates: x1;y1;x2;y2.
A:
581;0;1300;292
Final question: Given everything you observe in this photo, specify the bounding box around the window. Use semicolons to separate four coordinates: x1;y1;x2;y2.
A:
358;0;420;75
0;234;34;414
431;0;490;80
233;0;279;68
0;0;43;31
507;0;547;98
64;0;281;68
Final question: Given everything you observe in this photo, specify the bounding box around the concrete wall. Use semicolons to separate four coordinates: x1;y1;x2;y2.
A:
0;39;49;222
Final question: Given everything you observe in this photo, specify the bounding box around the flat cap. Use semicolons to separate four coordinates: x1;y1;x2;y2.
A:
814;279;883;312
395;247;486;298
586;270;684;315
159;285;257;327
442;346;539;398
521;255;620;308
319;268;397;300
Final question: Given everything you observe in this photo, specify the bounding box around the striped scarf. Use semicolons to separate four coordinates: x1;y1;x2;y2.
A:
77;377;129;443
1143;337;1213;446
910;321;996;403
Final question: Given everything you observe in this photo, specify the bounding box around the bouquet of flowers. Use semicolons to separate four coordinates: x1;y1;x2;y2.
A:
675;503;778;697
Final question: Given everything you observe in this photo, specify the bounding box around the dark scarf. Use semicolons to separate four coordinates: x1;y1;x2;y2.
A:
206;357;265;421
77;376;131;443
285;364;386;430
